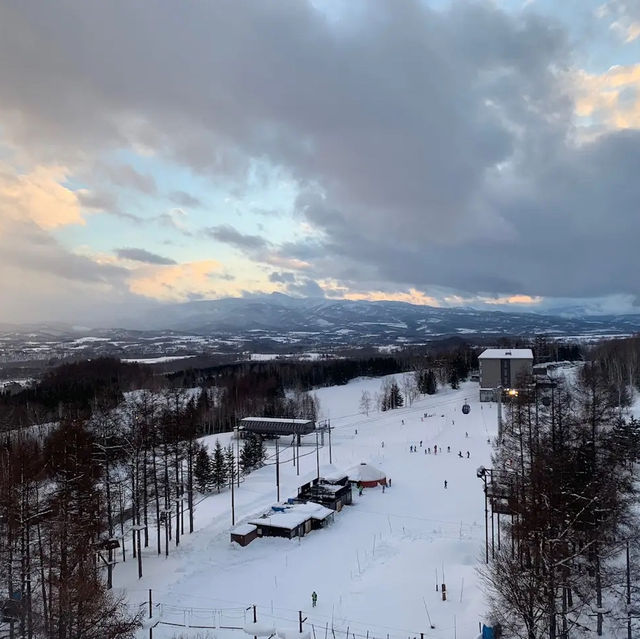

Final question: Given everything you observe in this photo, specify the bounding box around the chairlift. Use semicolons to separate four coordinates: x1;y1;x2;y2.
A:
462;402;471;415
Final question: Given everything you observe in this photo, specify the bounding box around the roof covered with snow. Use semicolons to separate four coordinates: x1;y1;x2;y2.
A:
478;348;533;360
240;417;315;436
231;524;257;536
248;502;333;530
346;462;386;482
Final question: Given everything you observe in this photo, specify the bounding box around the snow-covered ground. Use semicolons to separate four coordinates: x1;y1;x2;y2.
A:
116;376;498;639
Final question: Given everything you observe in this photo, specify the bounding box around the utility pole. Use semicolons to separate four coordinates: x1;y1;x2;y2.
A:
328;421;332;464
231;450;236;526
299;611;307;633
296;434;300;476
627;540;632;639
496;387;502;439
315;432;320;480
253;604;258;639
276;437;280;502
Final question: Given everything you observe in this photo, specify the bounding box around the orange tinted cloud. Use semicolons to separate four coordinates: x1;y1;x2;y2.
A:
574;64;640;130
484;294;543;305
0;165;84;230
128;260;223;301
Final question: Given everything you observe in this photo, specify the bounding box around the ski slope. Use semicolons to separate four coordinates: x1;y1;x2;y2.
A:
118;375;499;639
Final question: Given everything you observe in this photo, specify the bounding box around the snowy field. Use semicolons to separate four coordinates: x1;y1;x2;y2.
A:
116;375;498;639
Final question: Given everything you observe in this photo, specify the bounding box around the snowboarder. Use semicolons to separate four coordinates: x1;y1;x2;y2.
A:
419;440;422;447
444;480;448;489
466;451;470;458
458;451;463;458
312;591;317;607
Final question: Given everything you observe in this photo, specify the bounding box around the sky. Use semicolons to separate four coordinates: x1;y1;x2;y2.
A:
1;0;639;325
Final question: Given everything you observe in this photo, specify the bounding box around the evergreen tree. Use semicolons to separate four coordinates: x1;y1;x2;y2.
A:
240;438;254;475
194;445;212;493
388;380;404;409
212;439;227;492
426;370;437;394
225;444;236;486
448;369;459;390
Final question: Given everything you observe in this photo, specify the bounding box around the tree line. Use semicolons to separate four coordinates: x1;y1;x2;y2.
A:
482;364;640;639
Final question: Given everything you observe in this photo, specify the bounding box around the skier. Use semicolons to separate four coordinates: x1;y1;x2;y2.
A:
434;445;437;454
465;431;468;438
381;441;385;448
447;446;450;453
419;440;422;447
312;591;318;607
428;447;431;454
357;481;363;496
466;451;470;459
401;419;405;425
355;429;358;435
458;451;463;458
444;480;448;489
388;478;392;486
424;449;427;455
382;484;385;493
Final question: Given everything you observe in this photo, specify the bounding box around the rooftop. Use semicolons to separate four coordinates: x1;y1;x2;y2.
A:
478;348;533;360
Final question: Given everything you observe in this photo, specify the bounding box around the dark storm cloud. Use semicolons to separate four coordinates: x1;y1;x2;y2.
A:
0;1;637;300
115;247;177;265
205;225;269;251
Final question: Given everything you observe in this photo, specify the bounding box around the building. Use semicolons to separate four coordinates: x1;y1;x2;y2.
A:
246;502;334;540
239;417;315;438
297;468;353;511
230;523;258;547
478;349;533;402
345;462;387;488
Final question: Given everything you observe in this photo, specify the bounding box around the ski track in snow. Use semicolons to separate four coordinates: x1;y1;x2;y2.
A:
116;377;498;639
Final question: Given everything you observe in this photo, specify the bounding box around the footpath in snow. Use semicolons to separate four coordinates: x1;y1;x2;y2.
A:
117;377;499;639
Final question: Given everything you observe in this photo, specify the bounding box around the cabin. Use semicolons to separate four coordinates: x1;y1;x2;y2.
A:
247;502;334;540
230;523;258;547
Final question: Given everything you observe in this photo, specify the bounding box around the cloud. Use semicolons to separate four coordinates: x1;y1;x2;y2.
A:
574;63;640;129
115;247;177;265
102;163;157;194
0;1;639;310
157;208;191;235
128;260;222;301
169;190;202;208
0;165;84;230
598;0;640;42
206;224;269;251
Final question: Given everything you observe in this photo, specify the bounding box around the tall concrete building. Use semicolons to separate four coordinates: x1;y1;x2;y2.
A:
478;348;533;401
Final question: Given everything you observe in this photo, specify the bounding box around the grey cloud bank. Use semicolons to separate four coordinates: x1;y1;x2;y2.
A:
0;0;639;322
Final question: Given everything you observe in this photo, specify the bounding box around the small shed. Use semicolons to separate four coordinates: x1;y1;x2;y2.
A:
230;523;258;547
346;462;387;488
